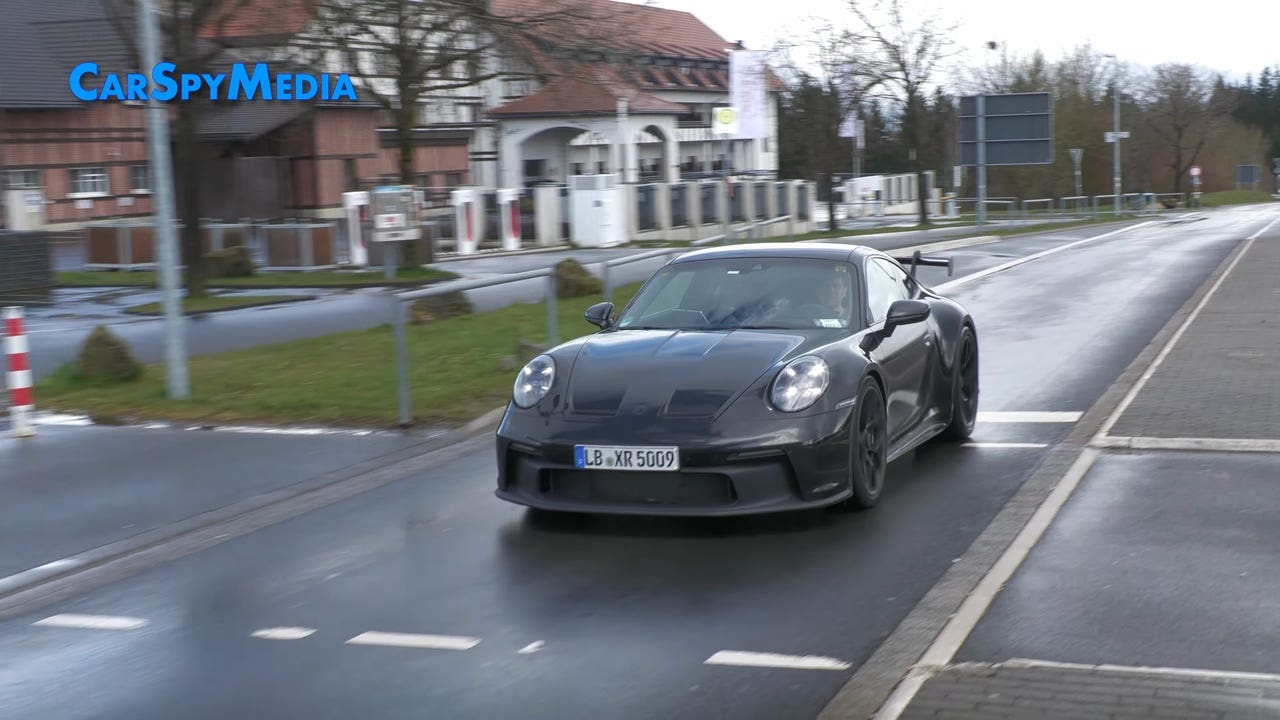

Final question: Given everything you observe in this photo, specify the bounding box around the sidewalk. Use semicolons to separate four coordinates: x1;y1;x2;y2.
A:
887;224;1280;718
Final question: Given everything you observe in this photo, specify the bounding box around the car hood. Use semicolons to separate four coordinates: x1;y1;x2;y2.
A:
564;328;834;418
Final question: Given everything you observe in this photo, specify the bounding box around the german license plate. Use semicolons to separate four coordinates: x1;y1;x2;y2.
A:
574;445;680;471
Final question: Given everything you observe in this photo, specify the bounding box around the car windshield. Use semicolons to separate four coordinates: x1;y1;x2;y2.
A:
614;257;859;331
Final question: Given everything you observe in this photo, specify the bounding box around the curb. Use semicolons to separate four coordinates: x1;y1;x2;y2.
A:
0;403;508;619
121;294;317;317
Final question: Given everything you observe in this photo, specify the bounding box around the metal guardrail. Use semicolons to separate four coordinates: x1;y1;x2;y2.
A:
391;267;559;426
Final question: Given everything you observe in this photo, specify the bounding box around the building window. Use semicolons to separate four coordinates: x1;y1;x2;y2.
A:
445;172;463;187
69;167;110;197
344;159;358;191
129;165;150;193
5;170;40;189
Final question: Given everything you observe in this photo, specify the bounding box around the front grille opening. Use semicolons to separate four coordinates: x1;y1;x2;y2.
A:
548;470;734;506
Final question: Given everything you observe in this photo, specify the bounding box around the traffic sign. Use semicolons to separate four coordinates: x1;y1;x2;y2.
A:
1104;131;1130;142
956;92;1054;166
712;106;739;136
1190;166;1201;177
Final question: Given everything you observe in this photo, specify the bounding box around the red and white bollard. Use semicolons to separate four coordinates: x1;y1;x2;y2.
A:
4;306;35;438
498;188;521;251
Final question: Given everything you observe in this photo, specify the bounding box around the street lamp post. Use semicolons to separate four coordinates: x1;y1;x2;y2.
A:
1104;53;1122;217
139;0;189;399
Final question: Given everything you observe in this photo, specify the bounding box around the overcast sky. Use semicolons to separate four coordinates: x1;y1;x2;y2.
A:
651;0;1278;84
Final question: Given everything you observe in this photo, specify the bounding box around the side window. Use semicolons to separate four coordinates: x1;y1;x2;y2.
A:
866;259;913;324
878;259;917;299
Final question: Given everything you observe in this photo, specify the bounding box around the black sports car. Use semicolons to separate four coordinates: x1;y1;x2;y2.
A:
494;242;979;516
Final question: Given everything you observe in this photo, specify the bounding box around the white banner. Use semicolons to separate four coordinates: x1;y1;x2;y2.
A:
729;50;768;139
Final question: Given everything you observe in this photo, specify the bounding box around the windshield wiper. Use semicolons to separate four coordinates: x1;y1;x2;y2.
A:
704;324;797;330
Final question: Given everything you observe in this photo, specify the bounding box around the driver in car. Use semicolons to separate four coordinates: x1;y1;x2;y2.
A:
816;272;851;325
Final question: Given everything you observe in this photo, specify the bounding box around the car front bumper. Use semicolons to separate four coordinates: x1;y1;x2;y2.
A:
494;407;855;516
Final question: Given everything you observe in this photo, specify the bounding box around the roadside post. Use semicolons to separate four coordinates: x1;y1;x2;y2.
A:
343;190;370;267
4;306;35;438
371;185;418;280
498;188;521;251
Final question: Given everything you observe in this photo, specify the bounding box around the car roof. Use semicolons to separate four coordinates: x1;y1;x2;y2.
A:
670;241;885;265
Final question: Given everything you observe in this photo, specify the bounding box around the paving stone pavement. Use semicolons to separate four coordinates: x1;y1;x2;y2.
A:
899;661;1280;719
1107;234;1280;441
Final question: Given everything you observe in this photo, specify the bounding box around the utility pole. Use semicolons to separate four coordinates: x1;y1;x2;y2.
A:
139;0;189;398
1113;85;1121;217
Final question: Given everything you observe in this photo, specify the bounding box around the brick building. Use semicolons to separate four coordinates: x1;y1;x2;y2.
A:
0;3;155;230
0;0;783;232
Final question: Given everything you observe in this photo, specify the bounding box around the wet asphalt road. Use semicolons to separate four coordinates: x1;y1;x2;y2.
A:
0;206;1272;720
19;217;1127;383
0;423;418;581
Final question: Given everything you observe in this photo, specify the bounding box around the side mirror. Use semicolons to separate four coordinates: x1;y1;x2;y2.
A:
884;299;931;332
585;301;615;329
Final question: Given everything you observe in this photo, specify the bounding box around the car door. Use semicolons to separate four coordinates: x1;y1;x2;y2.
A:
863;257;932;442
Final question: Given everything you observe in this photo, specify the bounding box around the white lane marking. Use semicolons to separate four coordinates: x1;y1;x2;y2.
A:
345;631;480;651
518;641;545;654
933;222;1157;292
30;413;93;426
977;411;1081;423
1093;436;1280;453
962;442;1048;449
33;614;149;631
873;448;1103;719
1096;212;1280;440
705;650;852;671
1004;657;1280;684
204;425;380;437
252;627;316;640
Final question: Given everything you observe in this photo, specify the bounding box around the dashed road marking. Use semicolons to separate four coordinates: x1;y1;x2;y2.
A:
345;631;480;651
518;641;545;654
977;411;1081;423
705;650;852;671
33;614;149;631
962;442;1049;449
252;627;316;640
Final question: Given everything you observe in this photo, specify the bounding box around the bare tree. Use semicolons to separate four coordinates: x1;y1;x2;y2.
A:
300;0;626;265
845;0;960;225
954;42;1048;95
106;0;252;298
773;19;884;229
1141;63;1235;193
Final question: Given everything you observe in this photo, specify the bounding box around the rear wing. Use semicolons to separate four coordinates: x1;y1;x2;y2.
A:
891;250;954;279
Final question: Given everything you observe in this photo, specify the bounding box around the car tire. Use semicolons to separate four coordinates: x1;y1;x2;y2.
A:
841;377;888;511
940;325;979;441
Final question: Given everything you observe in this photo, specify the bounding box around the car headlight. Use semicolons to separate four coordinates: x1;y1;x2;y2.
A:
513;354;555;408
770;356;829;412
